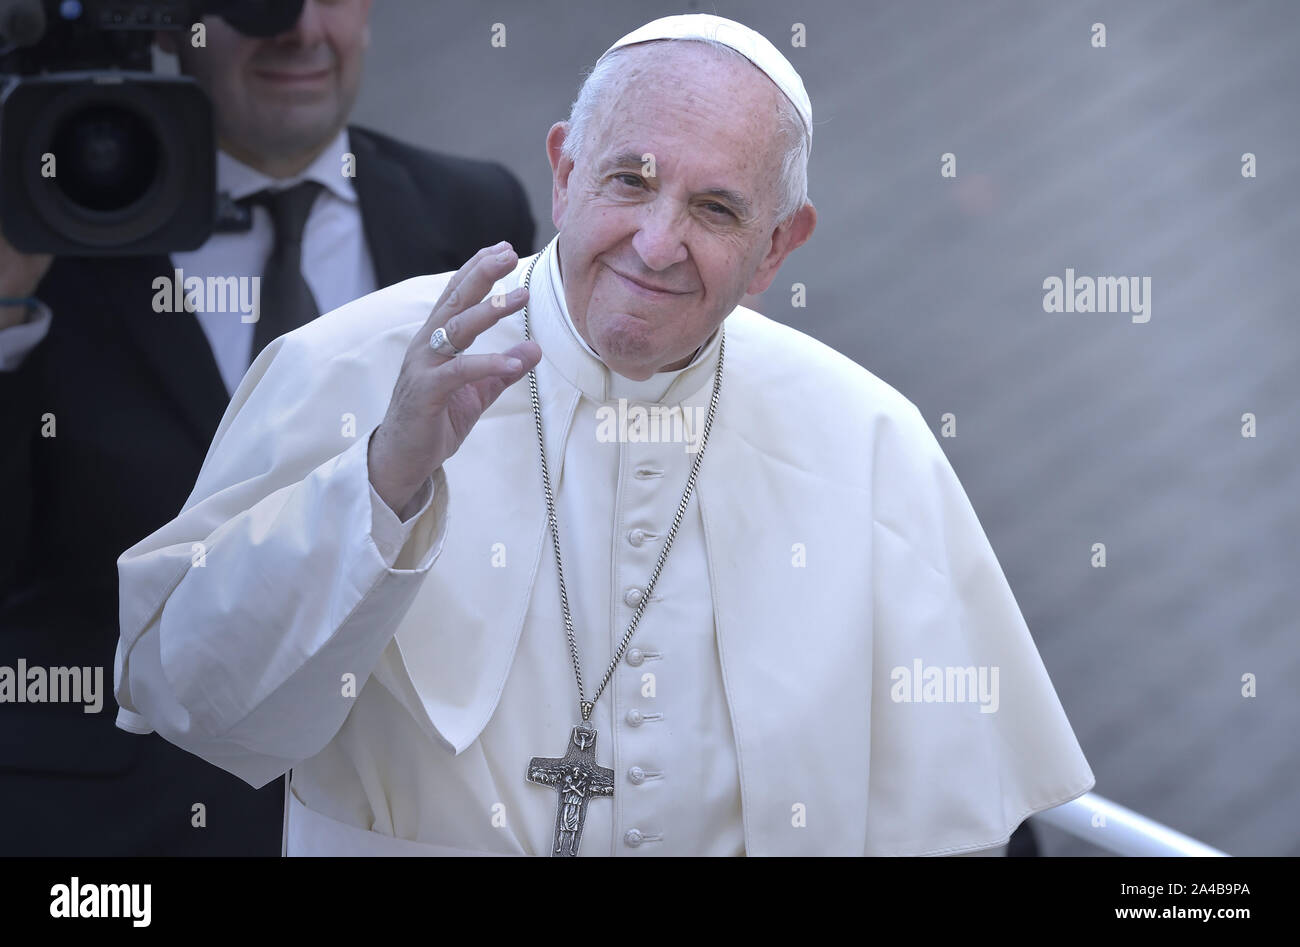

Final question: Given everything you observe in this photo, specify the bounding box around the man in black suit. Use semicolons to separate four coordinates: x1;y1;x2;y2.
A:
0;0;534;855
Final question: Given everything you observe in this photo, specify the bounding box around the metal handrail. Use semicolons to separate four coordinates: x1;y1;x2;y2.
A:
1033;792;1228;856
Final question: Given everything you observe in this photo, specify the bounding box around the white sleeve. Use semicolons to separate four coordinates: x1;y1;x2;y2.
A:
113;320;448;790
0;301;52;371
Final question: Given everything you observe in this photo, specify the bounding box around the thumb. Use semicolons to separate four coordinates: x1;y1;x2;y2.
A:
502;340;543;370
467;341;543;413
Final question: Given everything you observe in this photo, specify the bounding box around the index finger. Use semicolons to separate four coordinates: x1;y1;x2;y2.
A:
416;241;515;347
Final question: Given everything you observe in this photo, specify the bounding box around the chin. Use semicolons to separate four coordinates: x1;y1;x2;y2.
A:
591;315;646;355
588;310;694;377
258;114;340;153
600;343;687;380
594;341;652;379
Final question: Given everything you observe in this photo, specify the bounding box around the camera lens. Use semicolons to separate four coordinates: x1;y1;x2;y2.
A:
4;75;214;253
49;103;160;213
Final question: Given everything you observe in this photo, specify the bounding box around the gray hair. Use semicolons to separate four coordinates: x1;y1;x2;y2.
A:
560;38;811;226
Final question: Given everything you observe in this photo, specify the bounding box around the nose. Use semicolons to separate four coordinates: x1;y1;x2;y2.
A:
277;0;326;46
631;197;689;272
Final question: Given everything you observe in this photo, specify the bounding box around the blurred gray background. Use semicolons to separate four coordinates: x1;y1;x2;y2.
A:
354;0;1299;855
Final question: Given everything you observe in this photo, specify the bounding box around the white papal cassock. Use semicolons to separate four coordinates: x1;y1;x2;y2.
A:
114;238;1095;856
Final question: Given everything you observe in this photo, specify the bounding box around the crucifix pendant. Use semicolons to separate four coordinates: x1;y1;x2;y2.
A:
527;723;615;857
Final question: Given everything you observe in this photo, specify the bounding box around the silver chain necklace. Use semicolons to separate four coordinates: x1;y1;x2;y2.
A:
519;247;725;855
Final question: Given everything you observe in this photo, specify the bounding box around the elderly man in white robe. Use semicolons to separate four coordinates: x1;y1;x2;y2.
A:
114;14;1094;856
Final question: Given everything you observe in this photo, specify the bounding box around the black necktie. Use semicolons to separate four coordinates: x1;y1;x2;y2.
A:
242;181;324;359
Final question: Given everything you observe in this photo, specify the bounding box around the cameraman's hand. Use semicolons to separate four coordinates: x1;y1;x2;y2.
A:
368;242;542;517
0;225;53;330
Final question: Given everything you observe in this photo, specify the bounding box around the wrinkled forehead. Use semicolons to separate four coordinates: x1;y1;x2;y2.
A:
607;40;787;114
588;43;787;169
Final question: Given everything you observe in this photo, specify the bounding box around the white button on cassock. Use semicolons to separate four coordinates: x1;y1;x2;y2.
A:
623;587;642;607
628;766;647;784
624;709;663;727
625;648;645;666
628;528;647;546
622;828;662;848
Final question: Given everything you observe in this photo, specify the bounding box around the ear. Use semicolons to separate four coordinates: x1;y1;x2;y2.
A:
360;0;375;44
546;122;575;232
746;202;818;295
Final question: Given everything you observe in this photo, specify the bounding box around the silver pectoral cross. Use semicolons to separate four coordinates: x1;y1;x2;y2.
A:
527;724;615;857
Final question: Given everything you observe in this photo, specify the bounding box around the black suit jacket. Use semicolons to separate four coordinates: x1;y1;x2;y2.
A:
0;125;535;855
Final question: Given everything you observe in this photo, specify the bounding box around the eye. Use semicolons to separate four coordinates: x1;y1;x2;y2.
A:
613;173;645;188
702;201;735;219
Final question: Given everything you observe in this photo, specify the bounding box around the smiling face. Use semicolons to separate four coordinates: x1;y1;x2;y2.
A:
163;0;373;175
547;42;816;380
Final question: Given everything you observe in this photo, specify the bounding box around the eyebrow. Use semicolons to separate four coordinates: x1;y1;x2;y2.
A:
602;150;651;171
598;151;755;220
